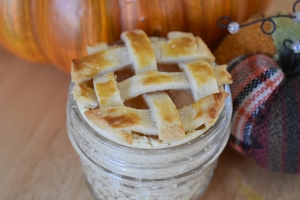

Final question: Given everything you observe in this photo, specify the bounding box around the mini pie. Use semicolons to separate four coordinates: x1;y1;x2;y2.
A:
71;30;232;148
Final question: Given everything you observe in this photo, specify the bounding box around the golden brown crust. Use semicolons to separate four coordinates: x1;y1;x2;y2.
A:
71;51;113;82
144;93;185;143
84;106;156;135
71;31;216;83
73;82;97;108
85;108;136;145
95;79;116;105
72;30;232;145
179;60;219;101
93;73;123;107
118;71;189;101
85;109;133;144
121;30;157;73
71;46;130;83
142;72;173;85
195;91;229;120
179;91;229;132
94;108;141;129
83;91;228;141
162;36;196;58
212;64;233;84
195;37;215;64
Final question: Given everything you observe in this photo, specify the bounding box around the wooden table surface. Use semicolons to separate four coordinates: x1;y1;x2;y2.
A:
1;1;299;199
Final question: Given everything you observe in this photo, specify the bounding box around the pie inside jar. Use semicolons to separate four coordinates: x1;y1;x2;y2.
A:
71;29;232;148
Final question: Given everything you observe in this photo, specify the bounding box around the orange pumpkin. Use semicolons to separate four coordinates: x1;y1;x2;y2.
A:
0;0;272;72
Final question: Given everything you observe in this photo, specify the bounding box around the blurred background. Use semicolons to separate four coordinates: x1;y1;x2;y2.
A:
1;0;299;200
0;0;273;72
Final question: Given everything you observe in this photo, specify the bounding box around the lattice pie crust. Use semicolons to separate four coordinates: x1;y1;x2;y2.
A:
71;30;232;148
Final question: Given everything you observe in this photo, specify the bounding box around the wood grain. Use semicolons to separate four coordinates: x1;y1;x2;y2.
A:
0;0;299;199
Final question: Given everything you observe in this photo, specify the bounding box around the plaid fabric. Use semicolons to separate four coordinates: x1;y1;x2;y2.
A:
229;54;300;174
252;75;300;174
229;54;285;155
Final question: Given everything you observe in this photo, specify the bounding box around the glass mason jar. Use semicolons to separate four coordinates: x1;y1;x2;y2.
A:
67;83;232;200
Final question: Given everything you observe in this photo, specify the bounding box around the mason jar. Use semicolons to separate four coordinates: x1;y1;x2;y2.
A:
67;83;232;200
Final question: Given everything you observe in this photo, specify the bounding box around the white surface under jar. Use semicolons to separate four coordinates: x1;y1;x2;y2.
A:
66;83;232;200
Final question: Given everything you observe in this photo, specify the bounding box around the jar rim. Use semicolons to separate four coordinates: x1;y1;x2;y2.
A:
68;83;232;154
